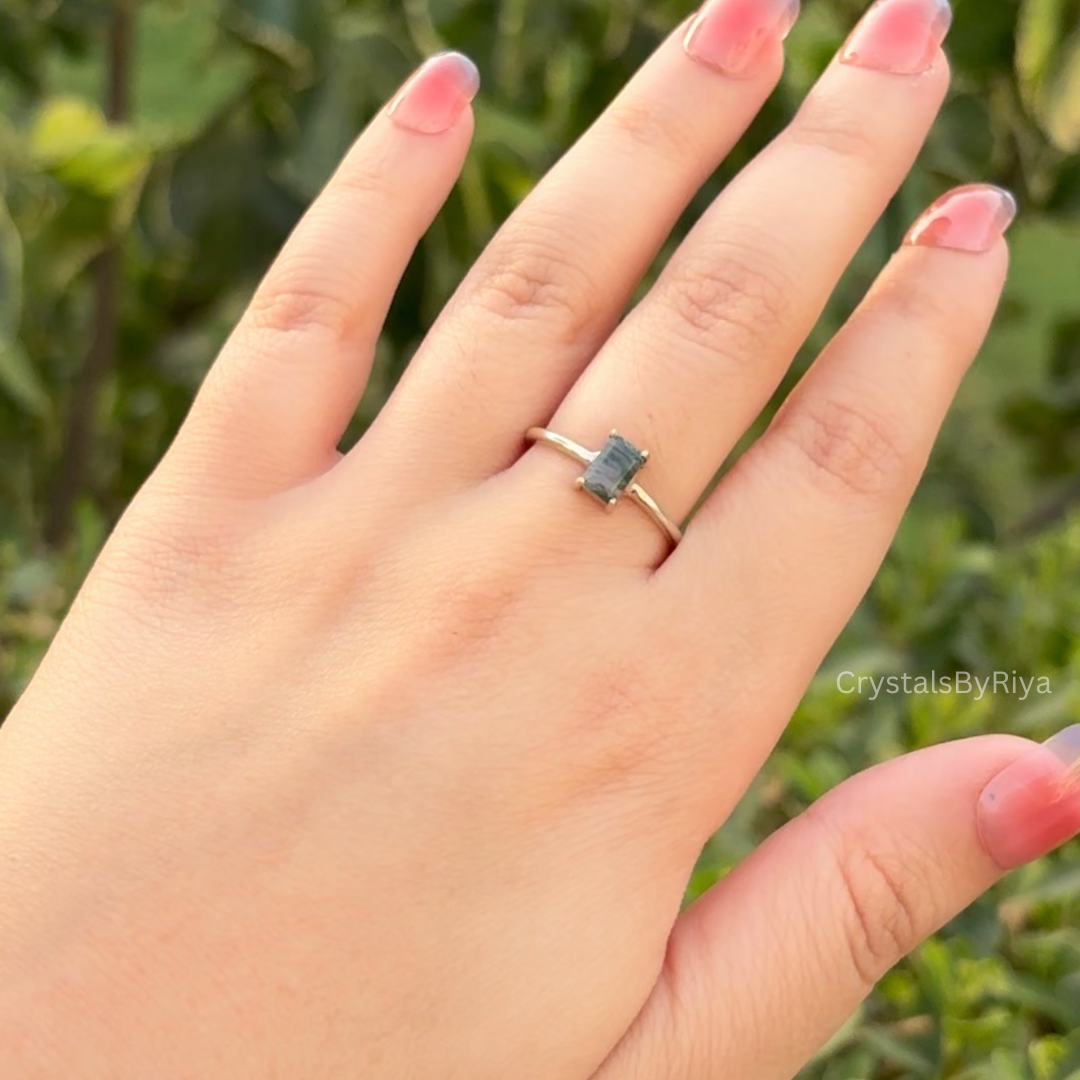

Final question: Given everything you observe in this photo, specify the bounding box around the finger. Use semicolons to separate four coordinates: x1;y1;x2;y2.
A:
596;732;1080;1080
534;0;953;562
667;186;1014;761
355;0;796;492
175;52;479;494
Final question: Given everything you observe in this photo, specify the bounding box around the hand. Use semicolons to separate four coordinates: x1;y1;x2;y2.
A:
3;0;1079;1077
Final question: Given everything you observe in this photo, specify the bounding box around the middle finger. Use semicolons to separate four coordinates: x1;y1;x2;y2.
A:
526;0;953;560
353;0;794;492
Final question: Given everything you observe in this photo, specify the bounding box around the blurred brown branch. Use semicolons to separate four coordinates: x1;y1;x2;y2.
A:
44;4;133;547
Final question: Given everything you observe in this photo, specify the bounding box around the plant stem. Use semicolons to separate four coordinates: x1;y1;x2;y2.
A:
44;5;133;547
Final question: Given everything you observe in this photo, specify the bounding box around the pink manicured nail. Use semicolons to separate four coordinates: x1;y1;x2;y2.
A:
684;0;801;77
840;0;952;75
388;52;480;135
905;185;1018;253
977;726;1080;871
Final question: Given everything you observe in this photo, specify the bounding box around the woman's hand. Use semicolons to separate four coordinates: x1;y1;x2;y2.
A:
3;0;1079;1077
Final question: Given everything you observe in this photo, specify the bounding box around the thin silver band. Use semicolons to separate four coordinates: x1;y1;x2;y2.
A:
525;427;683;547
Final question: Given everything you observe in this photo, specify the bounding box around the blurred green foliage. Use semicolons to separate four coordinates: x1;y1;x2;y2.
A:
2;0;1080;1076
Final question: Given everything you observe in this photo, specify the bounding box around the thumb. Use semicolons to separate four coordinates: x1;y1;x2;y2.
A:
597;730;1080;1080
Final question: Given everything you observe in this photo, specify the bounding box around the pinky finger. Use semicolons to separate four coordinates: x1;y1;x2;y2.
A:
666;186;1015;729
176;52;480;494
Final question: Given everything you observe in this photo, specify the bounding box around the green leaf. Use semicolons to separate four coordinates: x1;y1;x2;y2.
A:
806;1008;865;1065
1043;44;1080;151
131;0;255;144
981;1049;1029;1080
1017;0;1080;150
948;217;1080;527
0;340;49;417
22;190;114;296
223;0;331;78
29;96;151;197
0;195;22;347
1007;864;1080;905
29;96;108;163
857;1024;939;1077
43;0;255;146
0;193;47;417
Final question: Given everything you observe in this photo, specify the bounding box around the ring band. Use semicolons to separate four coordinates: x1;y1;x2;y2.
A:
525;427;683;547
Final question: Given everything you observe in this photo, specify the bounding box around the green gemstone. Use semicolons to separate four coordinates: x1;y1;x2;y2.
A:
582;434;647;504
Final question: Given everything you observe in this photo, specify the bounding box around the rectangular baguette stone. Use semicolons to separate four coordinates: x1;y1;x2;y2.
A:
582;434;647;503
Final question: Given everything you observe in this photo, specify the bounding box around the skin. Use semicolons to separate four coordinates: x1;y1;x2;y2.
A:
0;4;1070;1079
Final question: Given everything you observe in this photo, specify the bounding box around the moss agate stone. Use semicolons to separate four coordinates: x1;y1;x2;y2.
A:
582;434;647;504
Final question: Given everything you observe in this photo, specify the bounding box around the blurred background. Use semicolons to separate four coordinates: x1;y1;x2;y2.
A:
1;0;1080;1075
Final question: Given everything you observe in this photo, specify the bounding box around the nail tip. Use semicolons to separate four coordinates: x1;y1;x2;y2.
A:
995;186;1019;227
1045;723;1080;761
436;50;481;100
780;0;802;39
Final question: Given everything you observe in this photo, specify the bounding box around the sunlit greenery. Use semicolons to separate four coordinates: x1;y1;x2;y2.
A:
2;1;1080;1076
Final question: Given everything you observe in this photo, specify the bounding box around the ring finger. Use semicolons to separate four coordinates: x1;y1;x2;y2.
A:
523;0;953;562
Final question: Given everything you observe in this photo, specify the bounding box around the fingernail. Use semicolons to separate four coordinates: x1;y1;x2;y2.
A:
977;726;1080;871
904;184;1018;253
388;52;480;135
684;0;801;78
840;0;952;76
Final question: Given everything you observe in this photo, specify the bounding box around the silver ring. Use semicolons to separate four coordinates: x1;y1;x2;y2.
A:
525;427;683;548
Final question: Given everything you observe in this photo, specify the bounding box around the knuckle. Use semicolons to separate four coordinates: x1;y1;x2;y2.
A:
866;275;974;356
100;496;261;612
773;396;908;500
245;261;359;342
326;161;397;205
97;523;217;610
467;237;600;346
428;575;521;658
663;246;791;355
603;95;704;165
823;823;935;986
397;541;528;668
787;99;882;164
241;164;394;342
